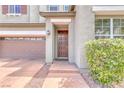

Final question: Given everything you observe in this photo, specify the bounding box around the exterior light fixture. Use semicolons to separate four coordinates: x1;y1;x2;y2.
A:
46;30;50;35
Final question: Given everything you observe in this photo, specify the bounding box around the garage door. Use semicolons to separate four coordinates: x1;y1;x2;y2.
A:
0;28;46;59
0;23;47;59
0;37;46;59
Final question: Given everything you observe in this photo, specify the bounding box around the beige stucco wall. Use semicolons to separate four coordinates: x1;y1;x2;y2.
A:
29;6;40;23
74;5;95;68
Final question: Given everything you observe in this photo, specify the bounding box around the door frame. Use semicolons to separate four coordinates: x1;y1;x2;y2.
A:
55;30;68;60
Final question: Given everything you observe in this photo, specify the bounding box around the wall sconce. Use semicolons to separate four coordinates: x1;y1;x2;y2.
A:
46;30;50;35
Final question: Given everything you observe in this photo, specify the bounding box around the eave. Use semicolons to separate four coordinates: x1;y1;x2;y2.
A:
0;34;46;38
0;23;46;38
39;12;76;18
93;6;124;16
0;23;46;28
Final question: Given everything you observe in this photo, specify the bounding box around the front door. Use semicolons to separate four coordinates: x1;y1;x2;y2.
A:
57;30;68;59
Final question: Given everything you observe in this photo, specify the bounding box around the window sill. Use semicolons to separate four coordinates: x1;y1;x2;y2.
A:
95;34;110;36
6;13;22;16
46;11;59;12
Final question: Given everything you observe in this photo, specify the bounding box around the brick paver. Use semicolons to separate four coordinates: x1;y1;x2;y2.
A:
0;58;89;88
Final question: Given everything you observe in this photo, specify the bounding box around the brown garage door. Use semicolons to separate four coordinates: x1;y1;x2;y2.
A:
0;38;46;59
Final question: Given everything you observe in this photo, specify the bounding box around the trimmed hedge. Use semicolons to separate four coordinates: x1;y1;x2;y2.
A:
85;39;124;86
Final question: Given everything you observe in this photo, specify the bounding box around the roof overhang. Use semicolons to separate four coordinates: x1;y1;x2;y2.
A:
39;12;76;18
0;23;46;38
94;11;124;16
0;31;46;38
0;35;45;38
0;23;45;28
93;6;124;15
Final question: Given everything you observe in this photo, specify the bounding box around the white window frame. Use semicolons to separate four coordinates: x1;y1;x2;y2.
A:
110;18;114;38
95;16;124;39
7;5;21;16
47;5;59;12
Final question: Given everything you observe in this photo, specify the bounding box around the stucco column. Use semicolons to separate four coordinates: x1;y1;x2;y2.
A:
75;6;95;68
46;19;55;63
29;6;39;23
59;5;63;12
68;18;75;63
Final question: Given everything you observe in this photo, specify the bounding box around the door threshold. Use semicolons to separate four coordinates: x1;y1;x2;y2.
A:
54;59;68;61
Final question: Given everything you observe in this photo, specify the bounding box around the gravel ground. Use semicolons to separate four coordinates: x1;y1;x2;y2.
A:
80;68;124;88
112;81;124;88
79;68;108;88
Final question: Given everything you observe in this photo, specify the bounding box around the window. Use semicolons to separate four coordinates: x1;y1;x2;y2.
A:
95;18;110;39
47;5;59;12
113;19;124;36
95;17;124;39
8;5;21;14
63;5;69;12
2;5;27;15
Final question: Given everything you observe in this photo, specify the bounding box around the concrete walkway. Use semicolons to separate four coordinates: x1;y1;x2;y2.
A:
0;58;89;88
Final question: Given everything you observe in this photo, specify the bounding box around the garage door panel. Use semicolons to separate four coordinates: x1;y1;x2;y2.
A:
0;40;45;59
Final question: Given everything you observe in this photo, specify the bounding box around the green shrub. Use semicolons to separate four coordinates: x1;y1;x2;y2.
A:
85;39;124;86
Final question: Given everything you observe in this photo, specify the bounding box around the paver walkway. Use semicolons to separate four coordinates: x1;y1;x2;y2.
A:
0;58;89;88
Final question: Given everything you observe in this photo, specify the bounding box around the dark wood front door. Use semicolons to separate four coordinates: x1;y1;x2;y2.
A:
57;30;68;58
